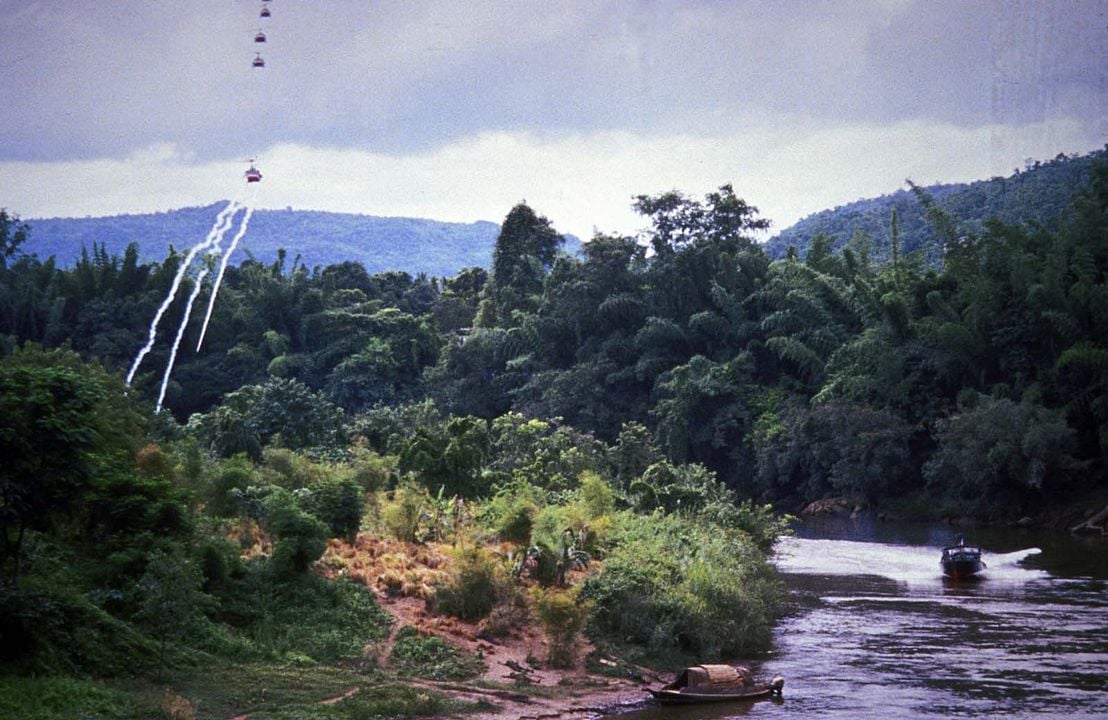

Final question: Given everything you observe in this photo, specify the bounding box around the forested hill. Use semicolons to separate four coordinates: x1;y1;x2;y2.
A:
766;147;1106;263
22;205;580;275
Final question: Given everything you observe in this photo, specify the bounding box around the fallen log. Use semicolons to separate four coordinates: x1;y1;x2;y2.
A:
1070;504;1108;534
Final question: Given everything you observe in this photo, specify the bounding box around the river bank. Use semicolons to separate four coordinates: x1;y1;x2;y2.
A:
798;490;1108;536
363;589;657;720
371;516;1108;720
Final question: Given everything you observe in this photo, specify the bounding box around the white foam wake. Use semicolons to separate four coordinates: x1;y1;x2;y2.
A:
775;536;1046;584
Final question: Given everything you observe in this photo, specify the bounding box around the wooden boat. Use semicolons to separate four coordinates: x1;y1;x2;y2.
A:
648;664;784;704
941;535;986;580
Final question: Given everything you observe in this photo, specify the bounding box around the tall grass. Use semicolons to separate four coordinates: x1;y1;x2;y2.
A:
0;676;140;720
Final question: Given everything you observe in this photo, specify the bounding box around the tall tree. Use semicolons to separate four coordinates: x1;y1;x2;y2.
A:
487;204;564;324
0;209;29;270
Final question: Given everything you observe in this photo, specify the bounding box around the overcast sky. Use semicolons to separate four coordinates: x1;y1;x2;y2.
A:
1;0;1104;240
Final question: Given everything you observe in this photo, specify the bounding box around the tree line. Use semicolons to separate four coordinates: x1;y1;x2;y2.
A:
3;156;1106;520
767;148;1106;266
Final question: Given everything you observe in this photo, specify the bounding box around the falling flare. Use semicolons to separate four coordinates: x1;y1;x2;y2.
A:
126;200;239;387
152;204;243;412
196;204;254;352
155;267;210;414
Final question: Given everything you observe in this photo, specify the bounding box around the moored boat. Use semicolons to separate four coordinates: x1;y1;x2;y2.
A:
941;535;986;580
648;664;784;704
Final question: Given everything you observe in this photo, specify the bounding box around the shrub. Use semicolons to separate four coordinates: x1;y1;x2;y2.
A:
701;499;793;553
220;571;392;662
381;479;430;542
580;511;782;661
496;496;537;544
260;447;326;490
479;587;531;639
430;545;501;621
0;578;157;675
575;471;615;519
347;447;396;492
160;690;196;720
307;476;365;541
192;536;241;594
135;444;174;482
480;478;544;544
389;626;485;680
207;456;256;517
0;676;137;720
529;505;567;554
534;589;590;668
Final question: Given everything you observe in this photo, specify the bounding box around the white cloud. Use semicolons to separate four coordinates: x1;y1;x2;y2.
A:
2;118;1101;244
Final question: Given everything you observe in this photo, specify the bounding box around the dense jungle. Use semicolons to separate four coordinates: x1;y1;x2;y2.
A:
1;149;1106;719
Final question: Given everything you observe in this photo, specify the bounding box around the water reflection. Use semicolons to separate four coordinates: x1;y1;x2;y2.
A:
604;520;1108;720
615;697;777;720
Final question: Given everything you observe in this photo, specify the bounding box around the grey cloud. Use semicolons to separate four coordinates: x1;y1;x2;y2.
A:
1;0;1103;163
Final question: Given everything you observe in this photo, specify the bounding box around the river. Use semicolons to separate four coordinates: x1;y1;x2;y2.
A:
608;517;1108;720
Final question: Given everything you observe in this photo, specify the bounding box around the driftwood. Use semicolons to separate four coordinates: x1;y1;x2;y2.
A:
503;659;540;684
800;497;852;517
1070;504;1108;534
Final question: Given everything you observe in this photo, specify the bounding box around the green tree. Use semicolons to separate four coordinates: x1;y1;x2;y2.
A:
186;377;344;459
0;345;144;580
488;413;606;493
652;354;758;477
755;401;914;506
924;394;1076;517
609;421;663;490
636;184;768;323
134;549;211;667
264;490;329;576
0;209;29;270
398;416;491;498
488;204;564;323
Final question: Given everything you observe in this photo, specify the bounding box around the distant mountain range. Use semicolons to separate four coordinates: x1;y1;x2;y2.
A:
765;147;1105;263
20;147;1102;275
22;204;581;277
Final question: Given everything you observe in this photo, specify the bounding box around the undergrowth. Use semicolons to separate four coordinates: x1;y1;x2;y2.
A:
247;685;489;719
388;626;486;680
0;676;145;720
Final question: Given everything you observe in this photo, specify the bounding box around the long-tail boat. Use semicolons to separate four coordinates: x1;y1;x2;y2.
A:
649;664;784;704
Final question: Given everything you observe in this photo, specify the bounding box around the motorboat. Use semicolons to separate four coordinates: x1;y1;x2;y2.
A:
941;535;986;580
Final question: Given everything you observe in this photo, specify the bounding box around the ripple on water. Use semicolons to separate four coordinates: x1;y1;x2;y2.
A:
758;536;1108;719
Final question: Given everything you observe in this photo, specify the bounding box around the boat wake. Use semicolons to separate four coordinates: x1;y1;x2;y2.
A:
774;537;1046;584
989;547;1043;567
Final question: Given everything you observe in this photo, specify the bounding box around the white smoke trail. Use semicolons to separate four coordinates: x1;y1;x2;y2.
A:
125;200;239;387
152;203;243;412
155;267;210;414
195;204;254;352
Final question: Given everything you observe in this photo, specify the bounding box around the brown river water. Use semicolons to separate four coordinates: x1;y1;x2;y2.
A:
606;517;1108;720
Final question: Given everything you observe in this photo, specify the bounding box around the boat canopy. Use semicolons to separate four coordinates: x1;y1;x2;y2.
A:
672;665;754;690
